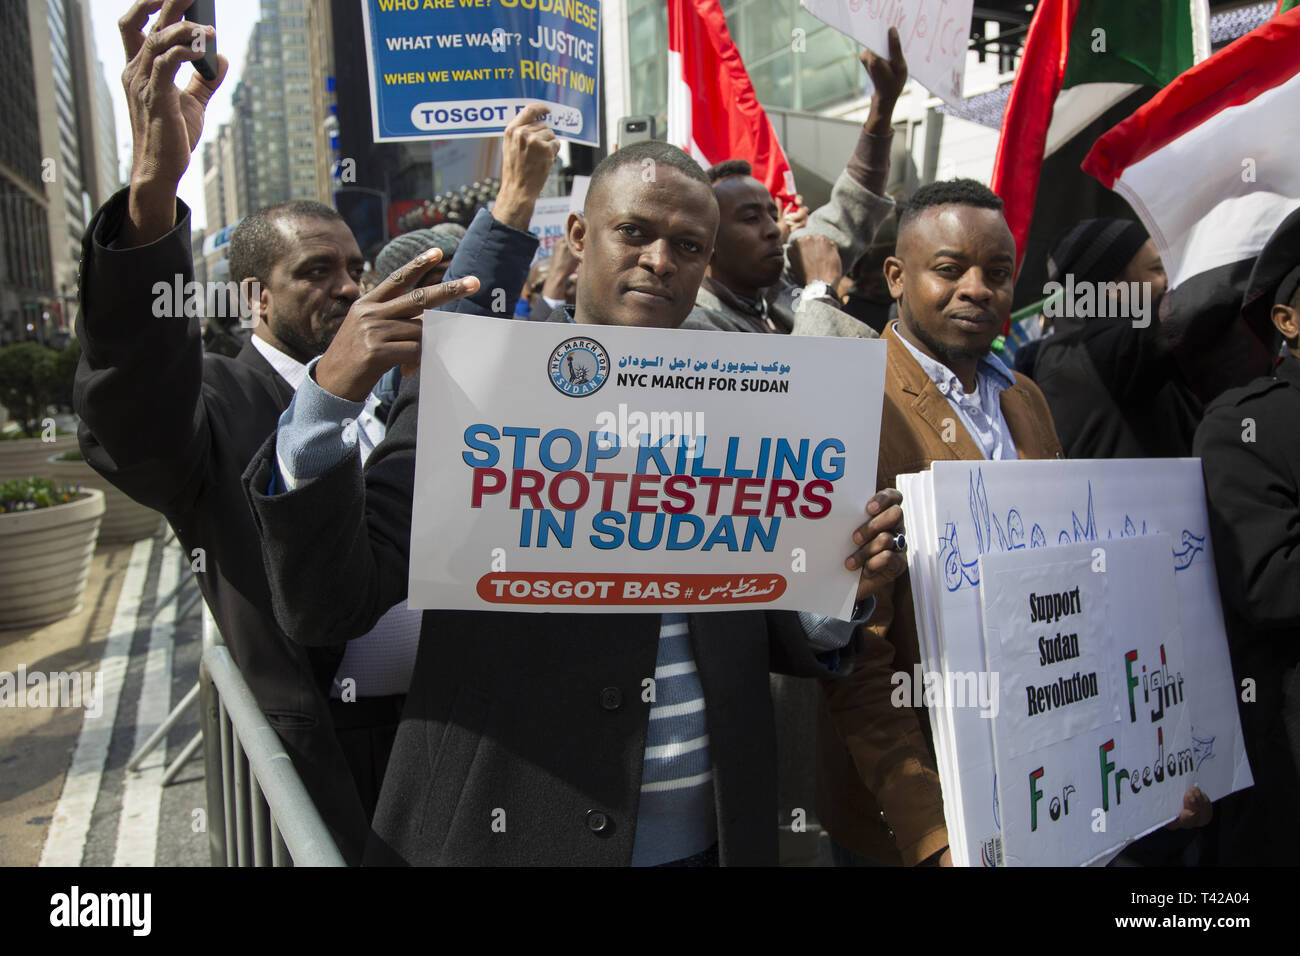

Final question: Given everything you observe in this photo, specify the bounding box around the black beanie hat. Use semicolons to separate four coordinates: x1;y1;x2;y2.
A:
374;223;468;279
1046;218;1150;286
1242;206;1300;335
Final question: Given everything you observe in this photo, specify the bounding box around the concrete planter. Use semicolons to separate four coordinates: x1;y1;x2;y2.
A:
0;488;104;630
0;434;78;481
46;454;165;544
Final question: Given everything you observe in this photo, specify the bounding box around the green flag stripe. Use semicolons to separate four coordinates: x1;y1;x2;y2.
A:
1063;0;1197;89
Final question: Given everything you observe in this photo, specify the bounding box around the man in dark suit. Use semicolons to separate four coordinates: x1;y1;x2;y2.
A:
73;0;555;862
241;140;908;865
1195;208;1300;865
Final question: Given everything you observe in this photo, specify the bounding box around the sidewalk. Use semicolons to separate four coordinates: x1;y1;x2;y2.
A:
0;535;209;866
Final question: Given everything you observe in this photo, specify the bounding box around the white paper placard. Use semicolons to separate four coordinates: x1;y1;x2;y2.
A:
527;195;574;262
800;0;974;107
982;547;1120;761
981;536;1208;866
900;459;1253;866
409;313;886;617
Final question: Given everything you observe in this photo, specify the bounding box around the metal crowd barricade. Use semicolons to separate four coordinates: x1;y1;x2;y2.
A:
199;607;346;867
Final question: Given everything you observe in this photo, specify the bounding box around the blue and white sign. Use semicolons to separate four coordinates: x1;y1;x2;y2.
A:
361;0;601;146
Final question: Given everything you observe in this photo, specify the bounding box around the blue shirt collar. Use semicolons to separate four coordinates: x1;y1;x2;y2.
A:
889;321;1014;396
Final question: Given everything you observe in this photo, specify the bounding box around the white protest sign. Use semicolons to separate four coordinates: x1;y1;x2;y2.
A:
570;174;591;213
526;195;573;263
800;0;973;107
981;551;1119;762
899;458;1252;866
981;536;1204;866
409;313;886;617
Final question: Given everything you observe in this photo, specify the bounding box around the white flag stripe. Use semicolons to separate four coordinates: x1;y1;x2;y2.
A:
641;770;714;793
1045;83;1140;158
665;48;692;153
644;735;710;760
40;539;155;867
649;698;706;720
658;622;689;639
1114;68;1300;287
654;660;696;678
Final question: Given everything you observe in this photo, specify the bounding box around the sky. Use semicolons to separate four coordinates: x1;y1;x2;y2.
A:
88;0;263;234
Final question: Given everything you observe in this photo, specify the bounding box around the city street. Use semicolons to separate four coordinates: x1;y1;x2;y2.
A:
0;535;209;867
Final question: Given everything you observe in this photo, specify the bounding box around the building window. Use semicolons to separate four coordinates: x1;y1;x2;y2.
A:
625;0;865;118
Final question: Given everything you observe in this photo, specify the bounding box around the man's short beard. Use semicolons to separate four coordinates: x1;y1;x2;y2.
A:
899;308;991;371
267;316;336;363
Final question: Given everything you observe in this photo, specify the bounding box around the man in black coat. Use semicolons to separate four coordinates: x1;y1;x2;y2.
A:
242;140;908;865
1194;208;1300;865
1022;218;1203;459
73;1;554;863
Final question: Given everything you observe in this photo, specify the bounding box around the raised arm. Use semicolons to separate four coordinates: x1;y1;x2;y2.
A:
74;1;228;514
242;107;553;644
792;27;906;279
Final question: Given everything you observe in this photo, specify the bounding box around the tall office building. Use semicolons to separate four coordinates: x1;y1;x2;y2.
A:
238;16;285;211
2;0;118;343
306;0;339;205
92;68;120;203
281;0;319;201
65;0;119;210
31;0;90;328
201;124;247;282
0;2;54;344
221;0;336;220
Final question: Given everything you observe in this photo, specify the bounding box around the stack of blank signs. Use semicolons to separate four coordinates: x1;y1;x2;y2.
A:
898;458;1252;866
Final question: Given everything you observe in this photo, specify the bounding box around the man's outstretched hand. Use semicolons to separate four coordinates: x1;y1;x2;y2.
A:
314;249;481;402
119;0;228;246
493;103;562;231
779;194;810;244
846;488;908;603
861;26;907;136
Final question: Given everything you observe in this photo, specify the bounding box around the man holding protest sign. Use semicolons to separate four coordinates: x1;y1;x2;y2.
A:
242;139;907;866
815;179;1064;867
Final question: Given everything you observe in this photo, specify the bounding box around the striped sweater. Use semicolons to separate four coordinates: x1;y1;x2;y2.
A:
631;613;716;866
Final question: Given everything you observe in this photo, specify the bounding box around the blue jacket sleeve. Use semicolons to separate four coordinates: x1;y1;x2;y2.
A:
266;207;542;493
440;207;540;318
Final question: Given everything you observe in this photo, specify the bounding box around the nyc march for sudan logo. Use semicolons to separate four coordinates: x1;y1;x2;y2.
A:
549;336;609;397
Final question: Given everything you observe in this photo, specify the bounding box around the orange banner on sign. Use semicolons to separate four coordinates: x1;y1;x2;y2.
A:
476;572;787;606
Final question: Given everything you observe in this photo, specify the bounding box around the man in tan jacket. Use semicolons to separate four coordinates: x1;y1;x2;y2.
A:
816;179;1063;866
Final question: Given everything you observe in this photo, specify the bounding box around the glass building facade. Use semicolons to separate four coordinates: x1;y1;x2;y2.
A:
627;0;866;121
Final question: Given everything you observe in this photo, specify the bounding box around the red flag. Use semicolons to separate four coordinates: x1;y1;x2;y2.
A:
666;0;794;204
989;0;1079;276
